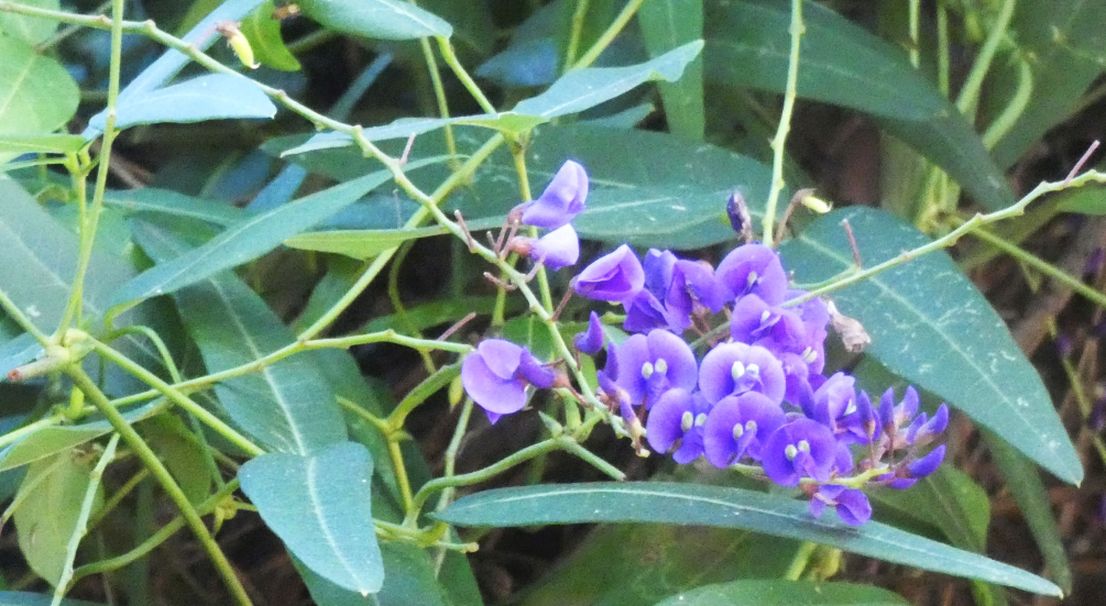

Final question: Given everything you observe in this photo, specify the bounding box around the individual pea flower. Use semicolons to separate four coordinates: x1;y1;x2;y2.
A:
517;160;589;229
715;243;789;305
760;418;839;486
461;339;557;424
646;389;712;464
609;329;698;409
624;249;680;333
878;444;947;490
599;370;647;455
698;342;786;405
701;392;785;467
802;372;858;437
573;311;606;356
510;224;580;270
573;244;645;303
875;386;949;452
809;485;872;526
665;259;729;321
729;294;808;354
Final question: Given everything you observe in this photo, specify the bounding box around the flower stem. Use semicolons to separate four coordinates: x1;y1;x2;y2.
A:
761;0;804;245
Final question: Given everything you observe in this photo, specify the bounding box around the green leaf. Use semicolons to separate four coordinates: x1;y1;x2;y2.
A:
90;74;276;131
83;0;266;137
0;591;105;605
142;415;213;505
241;0;301;71
638;0;705;140
111;165;418;307
297;543;460;606
0;402;164;472
779;207;1081;484
437;482;1061;596
239;441;384;595
0;0;59;44
0;37;79;162
703;0;1014;211
103;188;245;226
0;133;85;155
984;432;1073;594
284;42;704;152
298;0;452;40
519;524;801;605
656;580;908;605
132;221;347;455
1056;184;1106;215
0;177;156;383
14;449;103;586
990;0;1106;168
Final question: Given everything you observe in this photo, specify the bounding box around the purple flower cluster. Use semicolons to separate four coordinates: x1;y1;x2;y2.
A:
459;160;947;526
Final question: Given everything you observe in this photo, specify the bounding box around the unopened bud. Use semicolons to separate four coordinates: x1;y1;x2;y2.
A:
217;21;260;69
801;193;833;214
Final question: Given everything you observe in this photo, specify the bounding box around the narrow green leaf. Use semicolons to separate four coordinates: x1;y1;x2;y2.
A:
1056;184;1106;215
132;222;347;455
142;415;213;505
638;0;705;139
990;0;1106;168
241;0;301;71
0;133;85;155
0;0;59;44
703;0;1014;211
284;42;704;153
239;441;383;595
0;591;105;605
437;482;1061;596
111;166;414;307
298;0;452;40
0;37;79;163
779;207;1081;484
90;74;276;131
656;580;908;605
103;188;244;226
14;449;103;586
984;431;1073;595
284;220;499;259
83;0;266;137
0;402;164;472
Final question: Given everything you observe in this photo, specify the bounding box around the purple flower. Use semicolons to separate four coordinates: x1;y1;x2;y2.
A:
702;392;785;467
461;339;554;424
761;418;838;486
667;260;729;318
716;244;789;305
573;244;644;303
729;294;807;353
698;342;786;405
519;160;588;228
908;444;946;478
528;224;580;270
609;329;698;408
643;249;678;296
809;485;872;526
646;389;712;463
623;289;674;333
803;372;857;435
573;311;605;356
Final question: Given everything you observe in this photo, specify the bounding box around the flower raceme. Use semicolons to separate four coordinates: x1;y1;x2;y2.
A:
459;159;947;526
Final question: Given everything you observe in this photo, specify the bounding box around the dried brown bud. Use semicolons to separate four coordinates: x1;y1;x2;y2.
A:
827;300;871;353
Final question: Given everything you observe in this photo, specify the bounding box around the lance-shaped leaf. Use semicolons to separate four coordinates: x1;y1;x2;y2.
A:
656;580;908;605
437;482;1061;596
284;41;704;155
89;74;276;132
0;37;79;165
241;0;301;71
132;222;346;455
779;207;1081;484
703;0;1013;211
239;441;383;595
638;0;705;140
110;163;435;307
298;0;452;40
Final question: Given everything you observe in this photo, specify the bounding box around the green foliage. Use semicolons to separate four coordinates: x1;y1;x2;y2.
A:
240;1;300;71
95;74;277;131
655;580;909;606
437;481;1061;596
298;0;452;40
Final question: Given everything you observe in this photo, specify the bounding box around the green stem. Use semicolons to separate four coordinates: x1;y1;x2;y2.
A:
386;362;462;430
58;0;124;335
71;479;241;583
955;0;1016;116
784;541;818;580
54;433;119;605
788;170;1106;305
981;55;1032;149
89;339;264;457
761;0;804;245
0;288;50;345
936;4;949;96
907;0;920;68
564;0;591;68
967;228;1106;310
417;35;459;163
434;35;496;114
67;369;252;606
86;468;150;532
572;0;645;69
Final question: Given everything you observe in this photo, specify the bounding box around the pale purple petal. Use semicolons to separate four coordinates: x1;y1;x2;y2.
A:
573;244;645;303
520;160;588;228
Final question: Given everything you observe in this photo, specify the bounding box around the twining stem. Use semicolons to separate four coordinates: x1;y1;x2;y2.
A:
955;0;1017;116
788;170;1106;305
565;0;592;68
784;541;818;581
417;35;458;162
761;0;804;244
54;433;119;606
571;0;645;69
58;0;124;335
67;368;252;606
434;35;496;114
0;288;50;345
981;56;1032;149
